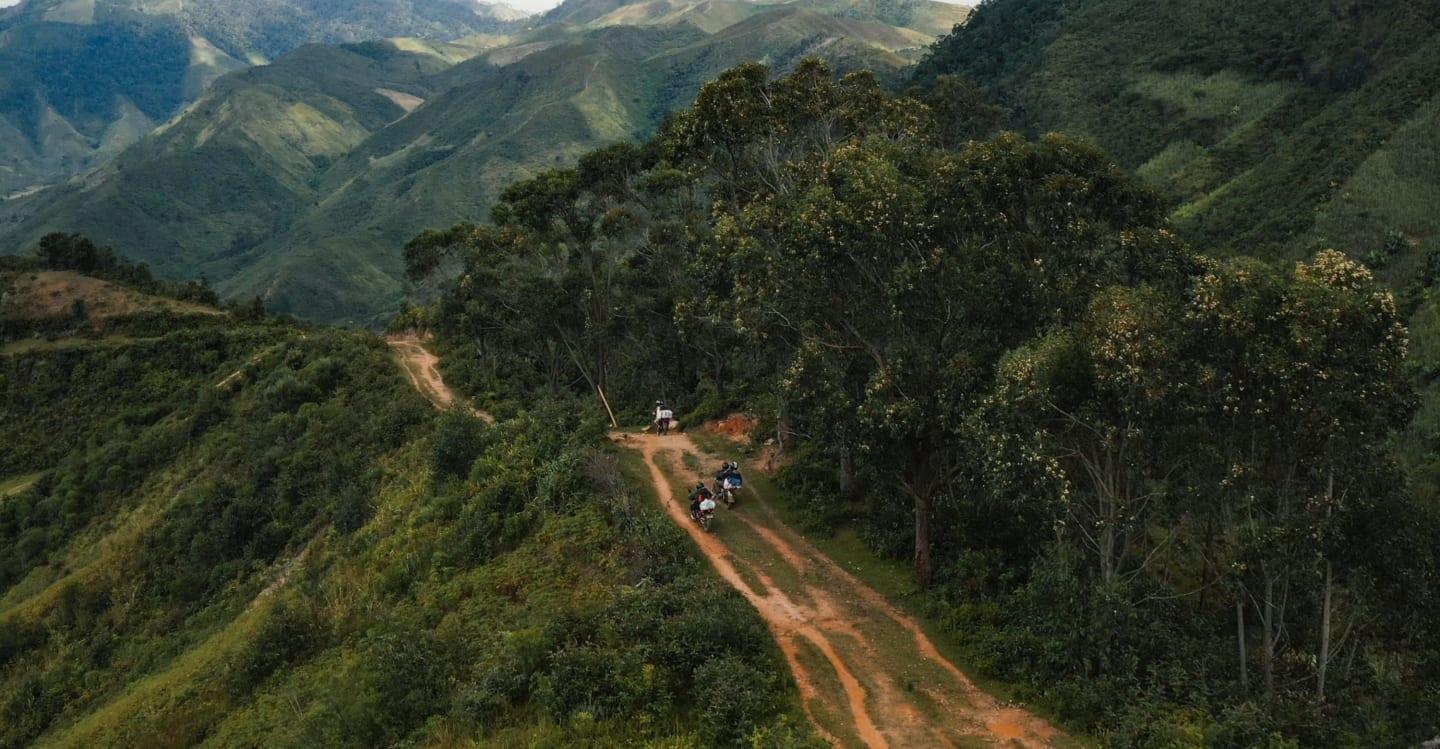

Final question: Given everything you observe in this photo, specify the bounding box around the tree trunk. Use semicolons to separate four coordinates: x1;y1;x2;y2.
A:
1317;469;1335;703
1317;561;1333;703
1100;520;1116;588
1262;574;1276;699
915;491;934;589
1236;596;1249;695
774;397;787;453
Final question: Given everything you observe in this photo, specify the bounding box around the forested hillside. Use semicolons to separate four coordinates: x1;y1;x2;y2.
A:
0;0;970;324
0;242;813;747
404;60;1440;747
914;0;1440;273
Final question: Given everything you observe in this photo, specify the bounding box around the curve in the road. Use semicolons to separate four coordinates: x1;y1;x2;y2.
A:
386;335;493;422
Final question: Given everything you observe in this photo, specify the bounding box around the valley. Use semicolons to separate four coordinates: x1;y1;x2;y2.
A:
0;0;523;196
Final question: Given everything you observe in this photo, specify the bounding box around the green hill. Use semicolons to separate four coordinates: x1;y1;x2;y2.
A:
0;0;520;196
1;0;972;324
0;263;811;748
0;40;471;290
915;0;1440;273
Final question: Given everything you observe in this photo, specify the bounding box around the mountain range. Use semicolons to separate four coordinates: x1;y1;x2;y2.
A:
0;0;970;323
0;0;525;197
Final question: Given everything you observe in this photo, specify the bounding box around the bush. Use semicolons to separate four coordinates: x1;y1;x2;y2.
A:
537;644;664;721
431;411;487;479
224;600;323;698
694;655;783;747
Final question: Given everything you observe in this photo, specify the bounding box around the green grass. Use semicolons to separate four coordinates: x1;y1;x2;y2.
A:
0;336;149;356
1314;95;1440;254
0;472;41;498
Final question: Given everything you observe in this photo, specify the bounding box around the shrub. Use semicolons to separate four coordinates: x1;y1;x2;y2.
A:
224;600;323;698
432;411;487;479
537;644;662;721
694;655;783;747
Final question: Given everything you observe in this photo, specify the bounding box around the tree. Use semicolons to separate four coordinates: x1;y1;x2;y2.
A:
713;132;1180;586
35;233;107;273
991;284;1192;589
1181;251;1413;700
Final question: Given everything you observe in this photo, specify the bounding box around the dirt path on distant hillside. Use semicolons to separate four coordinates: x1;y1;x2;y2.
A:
611;431;1069;749
386;335;493;422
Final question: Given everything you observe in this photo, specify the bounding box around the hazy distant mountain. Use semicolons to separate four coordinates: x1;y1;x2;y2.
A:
0;0;522;195
0;0;970;323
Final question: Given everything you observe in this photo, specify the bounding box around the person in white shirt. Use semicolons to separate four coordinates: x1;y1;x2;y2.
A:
654;401;674;435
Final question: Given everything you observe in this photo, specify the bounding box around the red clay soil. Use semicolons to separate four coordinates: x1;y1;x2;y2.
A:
704;413;758;443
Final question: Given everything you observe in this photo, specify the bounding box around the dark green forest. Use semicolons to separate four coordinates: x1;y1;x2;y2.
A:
404;57;1440;746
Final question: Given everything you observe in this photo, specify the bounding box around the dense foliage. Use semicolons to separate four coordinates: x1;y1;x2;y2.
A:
408;59;1440;746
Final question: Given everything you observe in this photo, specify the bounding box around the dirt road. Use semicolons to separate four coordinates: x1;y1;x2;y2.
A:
614;431;1070;749
387;335;493;422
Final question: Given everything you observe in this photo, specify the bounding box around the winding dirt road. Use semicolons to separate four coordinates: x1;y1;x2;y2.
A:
613;432;1070;749
387;335;493;422
382;341;1066;747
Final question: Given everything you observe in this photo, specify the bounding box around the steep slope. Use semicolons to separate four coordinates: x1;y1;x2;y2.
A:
3;0;969;324
0;0;520;195
915;0;1440;271
0;6;244;196
110;0;525;62
554;0;969;39
220;24;706;322
0;270;812;748
0;40;478;286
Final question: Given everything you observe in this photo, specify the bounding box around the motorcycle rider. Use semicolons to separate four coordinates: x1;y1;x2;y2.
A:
698;492;718;527
714;461;742;504
713;461;735;488
688;482;712;519
654;401;674;436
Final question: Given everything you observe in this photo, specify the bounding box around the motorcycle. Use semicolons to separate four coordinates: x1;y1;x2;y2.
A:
717;475;742;508
697;506;715;532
